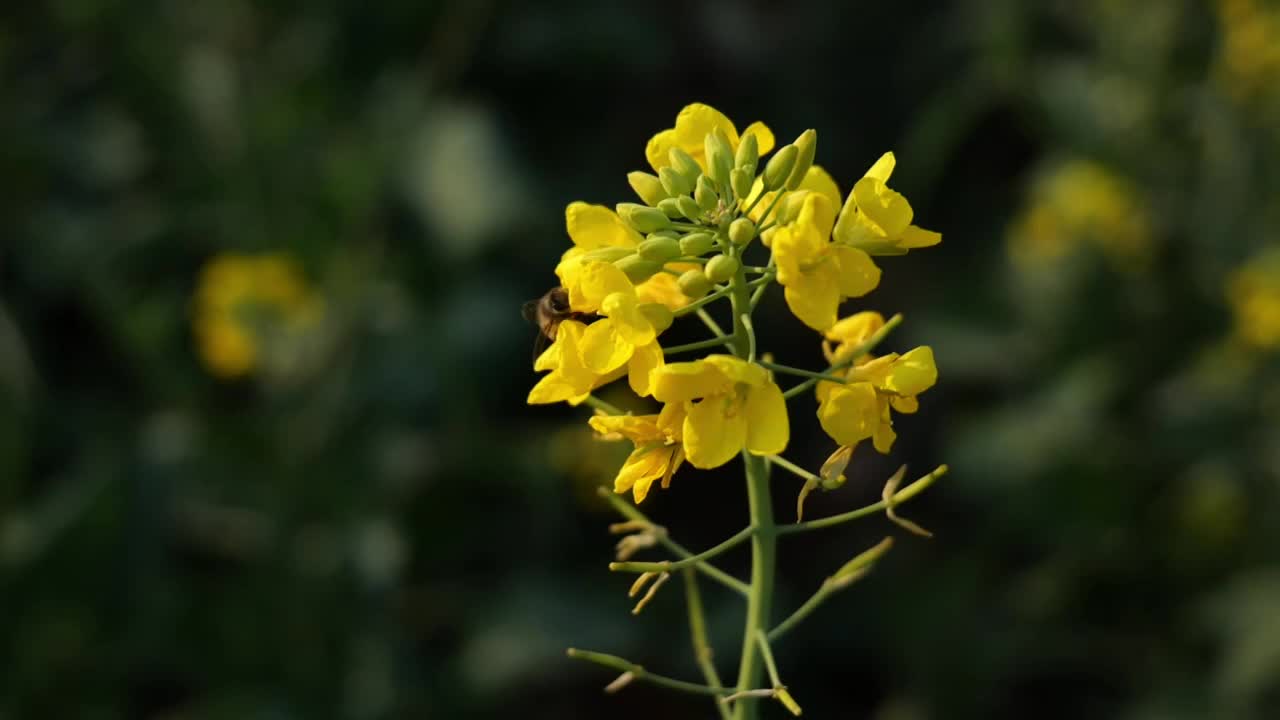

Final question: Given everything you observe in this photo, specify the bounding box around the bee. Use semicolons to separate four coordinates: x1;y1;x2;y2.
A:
522;286;597;361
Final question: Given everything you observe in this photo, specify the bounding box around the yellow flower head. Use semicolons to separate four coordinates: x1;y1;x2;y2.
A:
651;355;789;469
589;404;687;503
644;103;776;174
527;319;609;405
745;165;843;243
833;152;942;255
823;311;887;364
817;346;936;454
556;202;690;312
772;192;882;331
193;252;322;379
1227;251;1280;350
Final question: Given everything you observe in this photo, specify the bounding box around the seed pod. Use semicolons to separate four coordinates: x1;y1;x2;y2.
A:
637;236;682;263
785;129;817;191
668;147;702;184
616;203;671;234
614;255;663;283
762;145;798;191
658;166;692;197
728;217;756;246
657;197;684;218
677;268;712;298
627;171;668;207
704;254;740;284
679;232;715;256
695;176;719;213
730;168;752;201
734;133;759;178
676;196;703;221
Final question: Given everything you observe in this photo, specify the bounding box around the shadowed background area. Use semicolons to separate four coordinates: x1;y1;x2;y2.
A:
2;0;1279;718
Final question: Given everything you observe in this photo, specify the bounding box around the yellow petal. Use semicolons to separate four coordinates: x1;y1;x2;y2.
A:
801;165;841;209
890;395;919;414
872;419;897;454
579;261;635;311
656;401;686;440
900;224;942;248
683;396;748;469
635;272;690;310
703;354;769;387
744;381;789;455
740;121;775;156
645;129;679;173
784;271;841;331
817;382;880;446
674;103;739;168
602;292;656;346
616;446;672;503
885;346;937;396
865;152;896;182
651;360;732;404
527;371;586;405
566;202;642;249
590;414;663;442
831;245;882;298
580;319;634;375
796;191;837;241
853;177;913;238
628;341;664;397
826;311;885;346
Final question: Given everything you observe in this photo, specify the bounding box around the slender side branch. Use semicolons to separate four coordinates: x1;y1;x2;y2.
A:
665;336;735;355
697;308;730;339
567;648;738;697
610;526;755;574
781;313;904;400
674;285;735;317
757;360;849;383
754;631;803;716
776;465;948;535
684;569;733;720
768;537;894;642
583;395;625;416
748;258;775;311
598;487;750;596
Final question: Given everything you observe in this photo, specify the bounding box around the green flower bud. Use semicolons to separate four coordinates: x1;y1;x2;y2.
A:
728;217;756;246
762;145;798;191
777;192;806;225
677;268;712;298
679;231;715;256
704;254;739;284
580;246;635;263
668;147;701;184
616;203;671;234
614;255;663;284
695;175;719;213
676;196;703;221
704;128;734;191
658;166;692;197
734;133;759;178
785;129;817;191
637;236;682;263
638;303;674;333
730;168;752;200
627;171;668;207
657;197;684;218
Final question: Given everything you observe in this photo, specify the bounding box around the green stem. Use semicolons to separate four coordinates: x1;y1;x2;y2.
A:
566;648;736;697
756;360;848;383
597;488;749;596
780;312;904;400
775;465;948;535
674;285;734;318
765;455;819;484
684;569;733;720
664;336;734;355
728;257;776;720
767;580;836;643
748;258;775;311
609;526;754;573
696;309;729;339
583;395;625;416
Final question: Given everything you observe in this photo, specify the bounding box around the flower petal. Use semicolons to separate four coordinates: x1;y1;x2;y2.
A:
817;382;880;447
636;272;691;310
900;224;942;248
566;202;642;250
831;245;882;298
853;177;913;238
683;396;748;469
602;292;656;346
740;121;775;156
616;446;672;503
674;103;739;168
865;152;896;182
628;341;664;397
645;128;679;173
703;354;769;387
885;346;937;396
651;360;732;404
580;319;634;375
579;261;635;311
744;381;789;455
801;165;842;209
784;271;841;331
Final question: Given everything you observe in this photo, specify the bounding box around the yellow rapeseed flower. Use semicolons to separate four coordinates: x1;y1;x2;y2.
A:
644;103;776;174
651;355;788;469
1227;252;1280;350
832;152;942;255
556;202;690;311
193;252;322;379
573;261;669;397
772;192;882;331
589;404;687;503
527;320;625;405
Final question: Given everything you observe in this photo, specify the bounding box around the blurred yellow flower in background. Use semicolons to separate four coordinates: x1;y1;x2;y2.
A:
1227;251;1280;350
1007;160;1152;271
193;253;323;379
1215;0;1280;103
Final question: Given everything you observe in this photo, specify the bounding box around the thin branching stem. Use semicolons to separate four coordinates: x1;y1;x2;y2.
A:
775;465;948;535
610;526;755;574
566;649;738;697
684;569;733;720
780;313;904;400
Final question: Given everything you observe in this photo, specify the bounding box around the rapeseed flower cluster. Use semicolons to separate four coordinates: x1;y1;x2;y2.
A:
526;103;941;503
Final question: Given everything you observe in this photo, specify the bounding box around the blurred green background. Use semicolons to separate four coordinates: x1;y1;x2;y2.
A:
3;0;1279;718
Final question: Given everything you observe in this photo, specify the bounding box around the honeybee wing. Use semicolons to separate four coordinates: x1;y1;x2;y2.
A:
523;298;552;365
521;299;540;325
